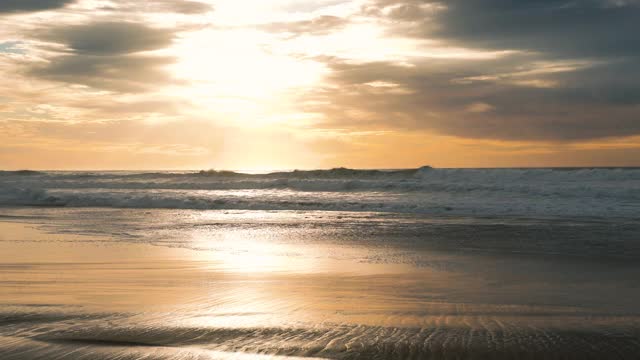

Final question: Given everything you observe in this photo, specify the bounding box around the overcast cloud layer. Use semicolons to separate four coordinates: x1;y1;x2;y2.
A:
0;0;639;169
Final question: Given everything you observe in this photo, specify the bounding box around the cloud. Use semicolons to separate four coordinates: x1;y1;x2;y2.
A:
304;55;640;141
105;0;213;14
292;0;640;142
262;15;349;36
0;0;75;13
41;22;175;55
27;21;179;92
369;0;640;59
434;0;640;59
30;54;177;93
147;0;212;14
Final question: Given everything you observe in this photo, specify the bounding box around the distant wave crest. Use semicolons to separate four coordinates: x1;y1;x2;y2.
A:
1;167;639;216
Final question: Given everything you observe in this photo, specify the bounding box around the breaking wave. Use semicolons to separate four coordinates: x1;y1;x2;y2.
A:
1;167;639;216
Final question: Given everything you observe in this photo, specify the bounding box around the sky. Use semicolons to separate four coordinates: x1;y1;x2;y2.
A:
1;0;639;170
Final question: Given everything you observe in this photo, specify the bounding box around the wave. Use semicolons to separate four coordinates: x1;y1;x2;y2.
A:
0;166;433;180
1;167;639;216
0;187;436;212
0;187;637;217
2;167;640;193
4;166;640;186
0;170;44;176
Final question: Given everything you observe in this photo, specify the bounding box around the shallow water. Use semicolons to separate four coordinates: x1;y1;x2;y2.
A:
1;208;640;359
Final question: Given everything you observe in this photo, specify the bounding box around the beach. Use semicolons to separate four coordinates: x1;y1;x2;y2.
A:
3;0;638;357
0;169;640;360
2;185;640;359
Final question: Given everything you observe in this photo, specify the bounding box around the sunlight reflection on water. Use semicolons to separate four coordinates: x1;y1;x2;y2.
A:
2;208;640;359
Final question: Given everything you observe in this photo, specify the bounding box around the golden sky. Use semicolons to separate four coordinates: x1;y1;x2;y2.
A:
1;0;639;170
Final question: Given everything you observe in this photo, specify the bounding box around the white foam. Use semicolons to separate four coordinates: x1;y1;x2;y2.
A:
1;168;639;217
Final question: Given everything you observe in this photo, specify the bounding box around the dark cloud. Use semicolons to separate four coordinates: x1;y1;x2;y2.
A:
437;0;639;58
29;21;178;92
42;22;174;55
0;0;74;13
305;56;640;141
262;15;348;36
370;0;640;58
30;54;177;93
301;0;640;141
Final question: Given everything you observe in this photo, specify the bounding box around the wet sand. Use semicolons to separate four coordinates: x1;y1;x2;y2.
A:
1;208;640;359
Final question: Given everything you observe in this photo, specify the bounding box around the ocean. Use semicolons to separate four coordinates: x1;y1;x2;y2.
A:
1;167;640;359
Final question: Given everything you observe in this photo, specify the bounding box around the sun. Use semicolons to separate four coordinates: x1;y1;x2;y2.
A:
166;28;326;127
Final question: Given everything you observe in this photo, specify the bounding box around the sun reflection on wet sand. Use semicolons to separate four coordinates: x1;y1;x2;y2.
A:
2;209;640;359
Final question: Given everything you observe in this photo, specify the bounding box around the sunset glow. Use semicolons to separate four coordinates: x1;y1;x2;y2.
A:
1;0;639;169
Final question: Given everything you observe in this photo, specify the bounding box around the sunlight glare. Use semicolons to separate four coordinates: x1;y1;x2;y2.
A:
169;29;326;126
